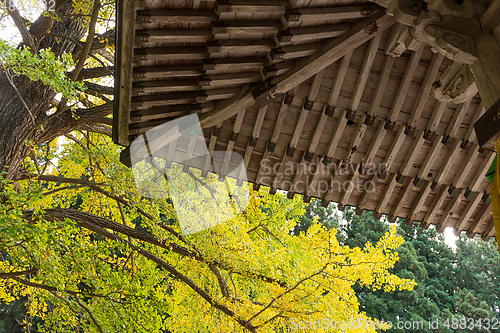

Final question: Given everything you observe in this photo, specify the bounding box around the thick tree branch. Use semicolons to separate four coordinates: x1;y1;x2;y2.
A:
69;0;101;81
73;66;115;80
2;0;36;51
79;123;112;137
0;268;38;278
81;82;113;98
22;208;257;332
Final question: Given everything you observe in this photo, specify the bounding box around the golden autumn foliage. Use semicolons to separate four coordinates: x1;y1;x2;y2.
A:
0;133;415;332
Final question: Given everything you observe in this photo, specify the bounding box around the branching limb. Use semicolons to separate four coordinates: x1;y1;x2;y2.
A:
1;0;36;51
0;268;39;278
79;123;112;137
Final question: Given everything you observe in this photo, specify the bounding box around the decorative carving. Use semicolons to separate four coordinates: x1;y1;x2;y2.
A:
432;62;477;103
364;22;378;34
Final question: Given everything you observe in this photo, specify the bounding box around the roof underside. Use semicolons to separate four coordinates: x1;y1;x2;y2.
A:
114;0;497;241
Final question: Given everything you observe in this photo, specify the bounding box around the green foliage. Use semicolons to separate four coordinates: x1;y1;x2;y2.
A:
0;40;84;100
299;203;500;333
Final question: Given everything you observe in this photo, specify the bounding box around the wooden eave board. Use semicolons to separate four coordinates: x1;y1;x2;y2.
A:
114;0;496;240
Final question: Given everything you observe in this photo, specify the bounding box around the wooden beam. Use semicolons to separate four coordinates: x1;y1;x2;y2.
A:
406;180;431;225
379;125;406;178
375;172;398;216
134;47;208;61
255;93;295;186
203;57;267;72
282;5;381;28
406;53;445;134
465;151;495;197
455;192;482;235
462;101;485;149
211;21;282;34
449;142;479;193
275;25;350;45
443;98;473;144
133;80;199;94
386;45;425;128
480;0;500;33
364;119;387;165
282;71;325;193
207;40;275;54
133;65;203;80
269;43;322;62
389;175;413;222
202;125;222;175
327;52;353;108
422;184;448;229
436;187;463;233
366;55;395;124
414;134;442;186
425;101;447;139
343;115;367;164
466;203;491;238
220;109;246;179
270;12;395;95
349;33;383;116
356;173;379;211
239;105;269;182
136;10;217;24
113;0;135;146
481;217;496;241
136;29;213;43
431;139;461;190
397;129;424;183
216;0;289;15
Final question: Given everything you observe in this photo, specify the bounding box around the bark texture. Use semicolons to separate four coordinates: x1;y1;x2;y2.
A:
0;1;112;180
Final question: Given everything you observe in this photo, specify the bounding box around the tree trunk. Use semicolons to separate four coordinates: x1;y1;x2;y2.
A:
0;1;87;180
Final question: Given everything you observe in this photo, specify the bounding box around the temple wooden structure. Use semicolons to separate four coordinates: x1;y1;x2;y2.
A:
113;0;500;241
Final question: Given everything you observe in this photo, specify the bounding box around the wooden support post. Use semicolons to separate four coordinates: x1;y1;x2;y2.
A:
366;55;395;124
462;102;485;150
465;151;495;198
443;98;473;145
389;175;413;222
481;217;496;241
422;184;448;229
424;101;447;141
414;134;442;187
471;35;500;149
220;109;246;179
397;130;424;184
375;172;398;217
431;139;461;190
466;204;491;238
406;180;431;225
406;53;445;135
379;125;406;178
449;143;479;195
436;187;463;233
357;173;379;211
348;34;383;118
386;45;425;129
239;105;268;183
343;115;368;165
455;192;482;235
255;93;295;187
282;71;324;194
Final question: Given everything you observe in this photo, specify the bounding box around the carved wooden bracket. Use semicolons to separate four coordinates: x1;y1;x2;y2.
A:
432;61;477;103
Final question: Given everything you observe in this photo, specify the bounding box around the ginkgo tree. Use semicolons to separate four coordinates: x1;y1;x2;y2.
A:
0;1;415;331
0;130;416;333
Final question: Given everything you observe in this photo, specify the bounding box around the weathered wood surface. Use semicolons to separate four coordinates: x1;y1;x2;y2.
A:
114;0;500;240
